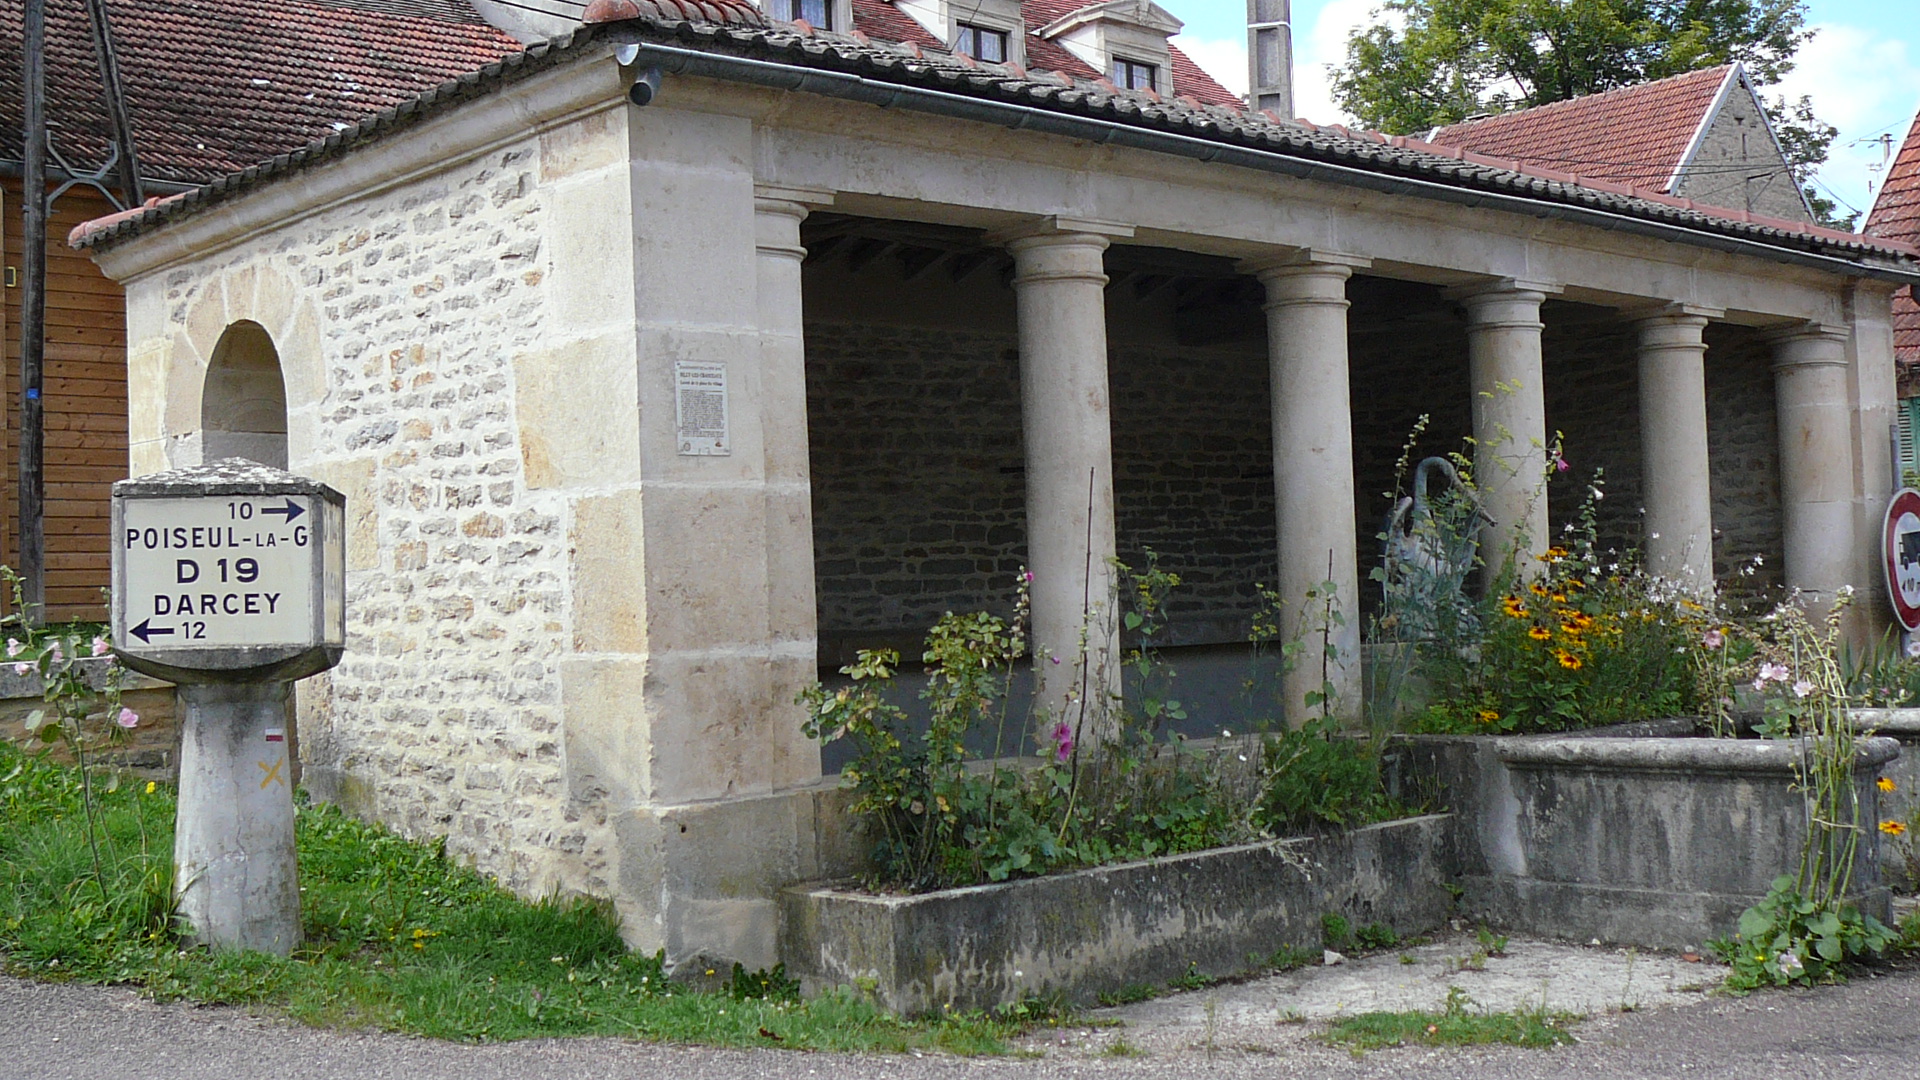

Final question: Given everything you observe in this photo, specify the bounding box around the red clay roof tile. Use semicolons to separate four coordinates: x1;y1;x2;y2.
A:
0;0;521;186
1429;66;1731;192
1868;110;1920;371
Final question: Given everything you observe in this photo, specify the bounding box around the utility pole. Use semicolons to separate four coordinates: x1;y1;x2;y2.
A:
20;0;48;624
84;0;143;208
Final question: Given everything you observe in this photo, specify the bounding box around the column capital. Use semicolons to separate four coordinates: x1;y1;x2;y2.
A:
752;184;836;211
1767;322;1850;371
1442;277;1564;304
1763;321;1850;345
1236;248;1372;278
1624;301;1725;324
985;215;1136;247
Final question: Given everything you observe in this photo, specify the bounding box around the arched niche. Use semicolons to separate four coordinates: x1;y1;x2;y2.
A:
202;321;289;468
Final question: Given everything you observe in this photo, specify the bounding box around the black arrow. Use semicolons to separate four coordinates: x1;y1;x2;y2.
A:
259;497;304;522
130;618;174;643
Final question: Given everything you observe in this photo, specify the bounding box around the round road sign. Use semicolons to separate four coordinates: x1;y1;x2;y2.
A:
1884;488;1920;630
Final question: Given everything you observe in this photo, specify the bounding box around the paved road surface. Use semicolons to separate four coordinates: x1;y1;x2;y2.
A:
4;960;1916;1080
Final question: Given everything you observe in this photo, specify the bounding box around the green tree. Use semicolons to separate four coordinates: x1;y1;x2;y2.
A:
1331;0;1850;226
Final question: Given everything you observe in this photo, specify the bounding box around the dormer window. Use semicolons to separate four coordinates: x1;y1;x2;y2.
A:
1111;57;1157;92
956;23;1010;63
1037;2;1182;95
771;0;832;29
895;0;1027;67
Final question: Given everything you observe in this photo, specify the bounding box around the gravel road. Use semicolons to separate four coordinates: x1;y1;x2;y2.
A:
4;953;1915;1080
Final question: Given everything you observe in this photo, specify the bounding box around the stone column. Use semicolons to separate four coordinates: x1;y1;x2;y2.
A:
755;186;832;789
1452;281;1557;581
1242;251;1369;725
1633;304;1722;591
1770;325;1858;603
997;217;1133;747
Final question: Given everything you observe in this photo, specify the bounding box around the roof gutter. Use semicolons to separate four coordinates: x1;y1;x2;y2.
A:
622;39;1920;288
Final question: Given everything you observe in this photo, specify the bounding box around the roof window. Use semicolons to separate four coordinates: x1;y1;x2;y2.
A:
956;23;1010;63
1111;57;1157;92
770;0;835;29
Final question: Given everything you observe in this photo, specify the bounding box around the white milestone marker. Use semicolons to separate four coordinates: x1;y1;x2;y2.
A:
120;495;318;648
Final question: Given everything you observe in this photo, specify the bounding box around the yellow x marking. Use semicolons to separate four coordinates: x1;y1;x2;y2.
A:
258;756;286;789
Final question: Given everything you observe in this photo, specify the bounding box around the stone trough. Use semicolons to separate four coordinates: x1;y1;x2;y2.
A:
778;814;1457;1015
1389;723;1900;949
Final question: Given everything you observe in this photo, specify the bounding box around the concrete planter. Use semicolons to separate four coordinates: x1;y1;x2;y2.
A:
1850;709;1920;889
1389;725;1898;949
0;657;181;779
778;814;1457;1014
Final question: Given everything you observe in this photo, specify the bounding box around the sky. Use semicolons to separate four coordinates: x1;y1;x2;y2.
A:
1160;0;1919;228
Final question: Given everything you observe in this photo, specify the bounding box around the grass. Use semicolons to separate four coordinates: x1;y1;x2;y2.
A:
0;742;1021;1052
1322;987;1577;1052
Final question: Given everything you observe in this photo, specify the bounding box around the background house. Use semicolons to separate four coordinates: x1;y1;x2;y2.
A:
1866;106;1920;477
0;0;520;618
1430;64;1814;227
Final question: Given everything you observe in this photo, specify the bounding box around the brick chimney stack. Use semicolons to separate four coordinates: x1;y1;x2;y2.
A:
1248;0;1292;117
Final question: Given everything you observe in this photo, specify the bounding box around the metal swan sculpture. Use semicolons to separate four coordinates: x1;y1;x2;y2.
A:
1383;456;1490;580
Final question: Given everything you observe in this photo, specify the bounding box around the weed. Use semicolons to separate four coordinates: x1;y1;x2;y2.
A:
1475;927;1509;957
1094;983;1156;1007
1101;1037;1144;1057
1322;986;1577;1052
1166;962;1213;992
1355;923;1399;950
1266;944;1319;971
1321;913;1352;952
0;743;1024;1052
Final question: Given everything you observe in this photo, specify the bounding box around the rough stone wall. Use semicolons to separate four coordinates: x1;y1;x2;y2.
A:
135;118;614;902
808;275;1788;651
1675;82;1812;225
806;318;1278;654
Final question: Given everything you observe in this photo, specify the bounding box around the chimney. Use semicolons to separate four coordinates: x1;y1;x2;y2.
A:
1248;0;1292;117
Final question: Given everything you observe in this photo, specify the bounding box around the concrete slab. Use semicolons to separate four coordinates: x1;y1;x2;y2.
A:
1022;928;1728;1057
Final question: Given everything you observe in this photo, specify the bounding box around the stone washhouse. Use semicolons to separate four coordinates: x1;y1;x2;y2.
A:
71;5;1920;972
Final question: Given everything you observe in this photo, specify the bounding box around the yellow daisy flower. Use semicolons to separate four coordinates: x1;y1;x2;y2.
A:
1881;820;1908;836
1878;777;1897;793
1554;649;1583;671
1528;626;1552;641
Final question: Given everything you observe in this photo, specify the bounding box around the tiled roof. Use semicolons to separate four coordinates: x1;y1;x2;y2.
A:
1867;109;1920;376
69;13;1920;280
847;1;1241;108
849;0;942;49
1429;66;1731;193
0;0;520;187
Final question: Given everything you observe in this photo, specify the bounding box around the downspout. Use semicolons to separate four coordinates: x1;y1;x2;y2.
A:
614;38;1920;288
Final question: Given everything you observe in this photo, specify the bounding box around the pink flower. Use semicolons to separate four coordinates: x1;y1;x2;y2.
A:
1702;629;1724;649
10;663;29;677
116;708;139;729
1907;639;1920;660
1554;455;1570;473
1752;662;1790;691
91;636;109;657
1792;680;1814;699
4;639;20;658
1050;721;1074;763
47;642;62;664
